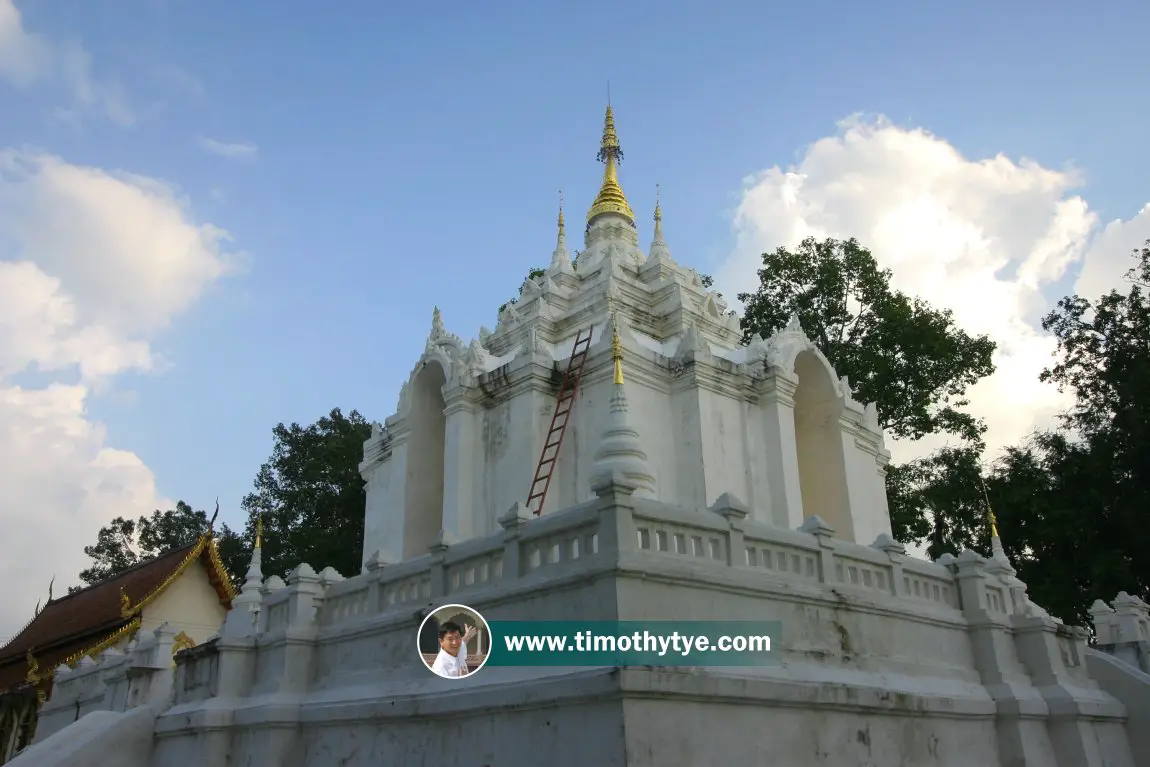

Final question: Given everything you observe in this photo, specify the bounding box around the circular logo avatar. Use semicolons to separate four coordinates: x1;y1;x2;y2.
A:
417;603;491;679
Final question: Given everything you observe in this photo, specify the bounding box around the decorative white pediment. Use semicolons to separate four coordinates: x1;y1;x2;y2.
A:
425;307;464;357
762;315;841;394
674;323;712;362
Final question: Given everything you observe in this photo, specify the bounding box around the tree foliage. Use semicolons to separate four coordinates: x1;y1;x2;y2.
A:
737;237;997;444
78;502;215;586
225;407;373;582
893;240;1150;626
499;267;547;314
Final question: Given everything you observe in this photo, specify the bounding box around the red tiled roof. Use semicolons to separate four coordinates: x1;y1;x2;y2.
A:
0;537;235;693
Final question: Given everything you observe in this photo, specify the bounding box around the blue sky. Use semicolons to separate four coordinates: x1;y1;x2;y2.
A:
1;0;1148;618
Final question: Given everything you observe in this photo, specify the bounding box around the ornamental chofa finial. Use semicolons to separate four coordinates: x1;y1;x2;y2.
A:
120;586;132;618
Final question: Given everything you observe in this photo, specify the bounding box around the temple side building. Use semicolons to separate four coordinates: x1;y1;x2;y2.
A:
7;102;1147;767
0;534;234;764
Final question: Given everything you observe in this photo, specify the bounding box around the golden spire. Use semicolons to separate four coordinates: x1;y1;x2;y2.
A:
654;183;662;222
255;511;263;549
980;478;999;538
587;104;635;226
611;315;624;385
558;189;566;236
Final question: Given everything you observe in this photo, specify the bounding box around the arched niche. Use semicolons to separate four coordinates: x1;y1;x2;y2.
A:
402;359;448;559
792;350;853;541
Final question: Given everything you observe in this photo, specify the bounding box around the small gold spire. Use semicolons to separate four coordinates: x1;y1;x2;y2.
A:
980;478;999;538
654;183;662;222
255;511;263;549
558;189;565;234
587;104;635;225
611;316;624;385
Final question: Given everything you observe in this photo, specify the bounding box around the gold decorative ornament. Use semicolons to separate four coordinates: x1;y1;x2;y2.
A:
60;616;142;669
587;104;635;226
980;478;999;539
172;631;195;655
25;650;40;685
119;586;132;618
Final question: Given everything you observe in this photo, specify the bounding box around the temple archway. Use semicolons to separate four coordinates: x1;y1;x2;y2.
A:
402;360;447;559
792;350;854;541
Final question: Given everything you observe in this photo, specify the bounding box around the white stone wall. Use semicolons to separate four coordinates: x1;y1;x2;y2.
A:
137;482;1136;766
359;243;894;569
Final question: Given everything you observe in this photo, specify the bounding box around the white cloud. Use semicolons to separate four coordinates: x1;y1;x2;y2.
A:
197;137;258;160
0;149;237;639
0;0;134;126
718;115;1150;466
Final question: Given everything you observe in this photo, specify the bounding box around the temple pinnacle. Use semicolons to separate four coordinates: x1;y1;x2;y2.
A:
587;103;635;226
611;314;624;385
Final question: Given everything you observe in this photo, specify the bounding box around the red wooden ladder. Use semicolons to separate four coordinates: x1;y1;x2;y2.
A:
525;326;595;516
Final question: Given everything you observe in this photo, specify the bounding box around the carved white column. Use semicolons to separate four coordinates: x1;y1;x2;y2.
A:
757;370;803;528
441;387;479;542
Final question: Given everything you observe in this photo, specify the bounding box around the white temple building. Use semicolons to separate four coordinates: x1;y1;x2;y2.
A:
9;103;1148;767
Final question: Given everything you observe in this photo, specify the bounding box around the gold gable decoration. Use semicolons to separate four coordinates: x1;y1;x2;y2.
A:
120;534;237;623
58;616;142;670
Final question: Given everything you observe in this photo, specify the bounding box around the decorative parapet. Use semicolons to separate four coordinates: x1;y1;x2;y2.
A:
32;622;182;745
1091;592;1150;674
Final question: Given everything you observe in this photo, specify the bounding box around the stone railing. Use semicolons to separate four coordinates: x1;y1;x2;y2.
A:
206;478;986;660
235;482;966;645
631;491;961;614
1091;591;1150;674
171;639;220;706
34;623;181;744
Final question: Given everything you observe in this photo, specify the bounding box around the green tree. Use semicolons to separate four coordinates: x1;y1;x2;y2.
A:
884;445;987;556
78;501;215;586
1029;239;1150;618
893;241;1150;626
737;237;997;444
225;407;373;582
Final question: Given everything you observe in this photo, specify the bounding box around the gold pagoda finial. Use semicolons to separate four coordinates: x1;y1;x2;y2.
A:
587;102;635;226
654;183;662;222
558;189;565;233
255;511;263;549
611;315;624;385
980;478;999;539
